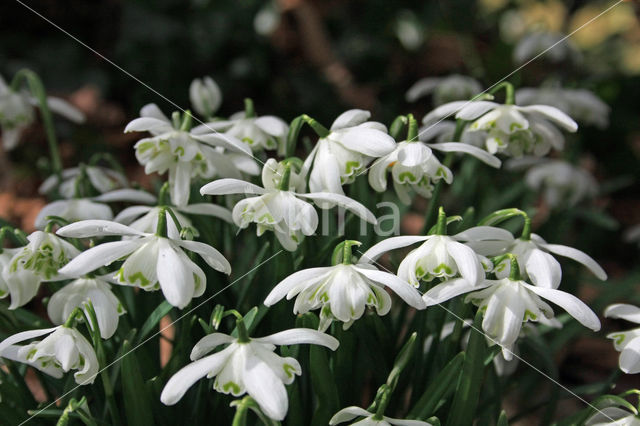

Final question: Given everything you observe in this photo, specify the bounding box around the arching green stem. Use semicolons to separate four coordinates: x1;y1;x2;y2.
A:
277;163;292;191
488;81;515;105
435;207;448;235
156;207;168;237
331;240;362;265
44;215;71;233
407;114;418;141
244;98;255;118
158;182;170;206
180;110;193;131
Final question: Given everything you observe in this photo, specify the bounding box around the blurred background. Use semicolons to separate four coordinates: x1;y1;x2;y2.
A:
0;0;639;422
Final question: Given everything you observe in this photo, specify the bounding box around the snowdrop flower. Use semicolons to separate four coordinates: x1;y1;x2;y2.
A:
406;74;482;106
513;32;580;65
394;10;424;51
423;99;578;157
34;188;157;230
56;219;231;309
126;103;252;206
302;109;395;197
604;304;640;374
423;257;600;359
161;325;339;421
189;76;222;118
2;231;79;309
516;86;610;129
201;159;376;251
39;165;128;199
624;225;640;247
585;404;640;425
0;74;84;150
0;325;98;385
330;406;431;425
265;241;425;331
48;277;124;339
254;1;280;36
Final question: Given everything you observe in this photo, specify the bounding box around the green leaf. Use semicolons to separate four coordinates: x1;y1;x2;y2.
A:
478;208;526;226
447;312;487;426
120;340;154;426
409;352;465;419
136;301;173;344
497;410;508;426
389;115;408;140
286;115;305;157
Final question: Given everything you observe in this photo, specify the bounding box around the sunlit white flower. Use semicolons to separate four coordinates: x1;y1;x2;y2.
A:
406;74;482;106
265;244;425;331
516;86;610;129
302;109;395;197
189;76;222;118
423;272;601;359
48;277;125;339
161;328;339;421
0;74;85;150
423;100;578;157
126;103;252;206
604;304;640;374
369;140;500;204
585;404;640;425
39;166;128;199
2;231;79;309
57;220;231;309
330;406;432;425
201;159;376;251
34;188;157;230
506;158;598;208
0;325;98;385
513;32;580;65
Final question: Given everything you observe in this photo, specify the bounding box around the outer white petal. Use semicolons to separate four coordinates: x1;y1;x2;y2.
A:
539;243;607;280
329;406;373;424
244;354;289;421
354;267;425;309
264;267;334;306
46;97;85;123
190;333;235;360
200;178;267;196
385;416;433;426
114;206;153;224
445;240;482;286
428;142;501;168
178;203;233;223
0;327;60;355
619;336;640;374
523;283;600;331
330;109;371;130
93;189;156;204
192;133;252;155
525;249;561;289
423;278;490;306
176;240;231;274
405;78;440;102
254;116;288;138
157;241;195;309
358;235;431;264
421;101;469;124
337;127;395;157
455;101;500;121
57;219;147;238
140;103;171;121
124;117;172;133
255;328;339;351
453;226;514;243
58;240;143;277
604;304;640;324
518;105;578;132
298;192;376;224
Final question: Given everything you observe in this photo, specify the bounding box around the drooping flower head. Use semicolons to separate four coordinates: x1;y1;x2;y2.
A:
406;74;482;106
330;406;432;426
604;304;640;374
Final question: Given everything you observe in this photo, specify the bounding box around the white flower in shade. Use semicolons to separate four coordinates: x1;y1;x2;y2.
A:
47;277;125;339
201;159;376;251
56;220;231;309
330;406;432;425
0;325;98;385
0;74;85;150
189;76;222;118
506;158;598;208
423;100;578;157
513;32;581;65
39;166;129;199
264;244;425;331
302;109;396;197
2;231;79;309
604;304;640;374
360;233;490;288
585;405;640;425
516;86;610;129
624;225;640;247
126;103;252;206
34;188;157;230
160;327;339;421
369;141;500;204
115;202;233;239
406;74;482;106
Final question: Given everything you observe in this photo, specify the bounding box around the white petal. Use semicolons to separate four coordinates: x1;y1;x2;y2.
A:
354;267;425;309
445;240;482;286
57;219;147;238
405;78;440;102
254;116;288;138
518;105;578;132
421;101;469;124
264;267;334;306
255;329;339;351
190;333;235;360
176;240;231;274
46;97;85;123
140;103;170;121
192;133;252;155
157;241;195;309
114;206;153;224
329;407;373;424
178;203;233;223
200;179;266;196
539;243;607;280
604;304;640;324
453;226;514;243
93;189;156;204
124;117;172;133
423;278;488;306
358;235;430;264
523;283;600;331
0;327;59;355
525;249;561;289
58;240;143;277
337;128;395;157
244;354;289;421
330;109;371;130
428;142;501;168
299;192;376;224
619;336;640;374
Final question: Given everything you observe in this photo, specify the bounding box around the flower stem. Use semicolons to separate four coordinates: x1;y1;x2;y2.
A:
521;216;532;240
301;114;329;138
63;307;83;328
156;207;168;237
508;255;521;281
331;240;362;265
488;81;515;105
244;98;255;118
407;114;418;141
435;207;447;235
158;182;170;205
277;163;292;191
180;110;193;131
235;318;251;343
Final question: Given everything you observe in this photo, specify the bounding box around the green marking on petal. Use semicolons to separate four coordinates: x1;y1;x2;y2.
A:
524;310;537;321
283;363;297;379
127;272;151;287
222;381;242;394
611;333;626;345
398;171;417;183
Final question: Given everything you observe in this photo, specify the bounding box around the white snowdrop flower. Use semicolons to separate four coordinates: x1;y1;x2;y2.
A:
115;202;232;239
2;231;79;309
47;277;125;339
302;109;396;197
0;325;98;385
406;74;482;106
623;224;640;247
330;406;432;425
254;2;280;36
0;74;85;150
189;76;222;118
264;241;425;331
39;165;128;199
513;32;580;65
423;100;578;157
586;406;640;425
56;219;231;309
394;10;424;51
34;188;157;230
201;159;376;251
423;257;601;360
604;304;640;374
126;103;252;206
516;86;610;129
160;325;339;421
